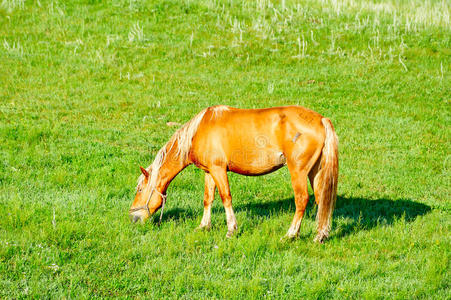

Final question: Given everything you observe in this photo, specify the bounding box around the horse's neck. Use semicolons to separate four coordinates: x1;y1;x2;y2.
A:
155;143;190;193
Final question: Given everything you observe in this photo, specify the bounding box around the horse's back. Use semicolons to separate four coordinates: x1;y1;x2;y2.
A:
204;104;322;123
202;105;325;142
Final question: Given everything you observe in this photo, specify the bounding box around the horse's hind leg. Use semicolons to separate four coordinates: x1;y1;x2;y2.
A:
285;142;322;239
198;173;216;230
285;166;310;239
308;157;321;205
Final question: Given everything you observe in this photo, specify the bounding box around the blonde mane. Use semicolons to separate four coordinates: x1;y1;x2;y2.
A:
137;108;208;190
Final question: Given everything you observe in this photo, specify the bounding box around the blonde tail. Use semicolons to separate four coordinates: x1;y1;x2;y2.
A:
314;118;339;243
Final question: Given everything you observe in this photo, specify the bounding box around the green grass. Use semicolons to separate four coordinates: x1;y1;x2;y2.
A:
0;0;450;298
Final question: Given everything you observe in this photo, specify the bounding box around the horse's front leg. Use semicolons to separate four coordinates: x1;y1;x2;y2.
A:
198;173;216;230
209;167;237;238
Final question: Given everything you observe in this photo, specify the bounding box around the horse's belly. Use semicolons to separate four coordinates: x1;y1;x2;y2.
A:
227;149;286;176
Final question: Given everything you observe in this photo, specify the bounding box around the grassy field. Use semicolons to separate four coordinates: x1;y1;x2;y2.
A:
0;0;450;298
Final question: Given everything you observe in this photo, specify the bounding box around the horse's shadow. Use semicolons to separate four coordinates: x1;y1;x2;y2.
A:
158;195;431;238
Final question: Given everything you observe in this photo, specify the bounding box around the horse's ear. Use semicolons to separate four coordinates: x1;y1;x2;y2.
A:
140;166;149;178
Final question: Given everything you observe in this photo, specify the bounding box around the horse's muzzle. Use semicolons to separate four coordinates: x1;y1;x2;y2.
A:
129;209;151;223
130;214;141;223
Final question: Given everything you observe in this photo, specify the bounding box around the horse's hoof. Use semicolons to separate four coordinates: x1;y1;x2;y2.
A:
195;225;210;232
280;234;296;242
226;230;234;238
313;234;327;243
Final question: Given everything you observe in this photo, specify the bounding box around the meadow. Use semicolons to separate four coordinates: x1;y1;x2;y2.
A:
0;0;450;298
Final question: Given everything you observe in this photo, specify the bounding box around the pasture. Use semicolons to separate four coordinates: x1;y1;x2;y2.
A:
0;0;450;298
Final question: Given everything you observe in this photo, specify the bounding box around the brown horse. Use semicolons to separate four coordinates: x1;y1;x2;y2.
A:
129;105;338;242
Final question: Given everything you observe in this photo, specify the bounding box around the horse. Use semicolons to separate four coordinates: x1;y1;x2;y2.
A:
129;105;338;242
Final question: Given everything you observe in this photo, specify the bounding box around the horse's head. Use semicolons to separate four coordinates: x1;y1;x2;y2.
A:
129;166;165;223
